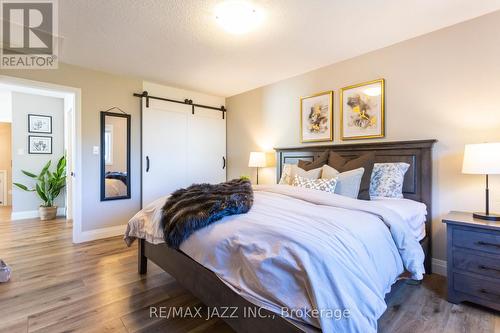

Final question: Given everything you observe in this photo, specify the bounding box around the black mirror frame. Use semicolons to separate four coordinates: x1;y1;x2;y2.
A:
100;111;131;201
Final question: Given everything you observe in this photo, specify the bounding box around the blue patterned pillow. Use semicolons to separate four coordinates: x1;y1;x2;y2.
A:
292;175;337;193
369;163;410;199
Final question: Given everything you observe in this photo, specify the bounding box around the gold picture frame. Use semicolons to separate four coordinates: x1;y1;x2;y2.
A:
340;79;385;140
300;90;333;143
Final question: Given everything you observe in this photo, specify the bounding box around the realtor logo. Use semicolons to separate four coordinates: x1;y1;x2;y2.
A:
1;0;58;68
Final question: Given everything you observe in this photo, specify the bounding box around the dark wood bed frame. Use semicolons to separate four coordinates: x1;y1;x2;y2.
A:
138;139;436;332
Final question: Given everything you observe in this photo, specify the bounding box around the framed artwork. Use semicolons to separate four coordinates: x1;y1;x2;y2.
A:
300;90;333;143
28;114;52;134
340;79;385;140
28;136;52;154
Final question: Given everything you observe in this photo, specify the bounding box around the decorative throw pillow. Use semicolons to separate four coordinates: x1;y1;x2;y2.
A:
321;165;364;199
369;163;410;199
279;164;322;185
292;175;337;193
297;150;329;171
328;151;375;200
278;164;293;185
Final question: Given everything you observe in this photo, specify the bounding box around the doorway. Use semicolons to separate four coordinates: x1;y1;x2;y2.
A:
0;76;81;241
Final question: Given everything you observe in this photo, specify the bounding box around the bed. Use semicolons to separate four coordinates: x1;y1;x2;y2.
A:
130;139;436;332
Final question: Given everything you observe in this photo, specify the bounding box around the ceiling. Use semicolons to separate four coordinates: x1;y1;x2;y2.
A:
58;0;500;97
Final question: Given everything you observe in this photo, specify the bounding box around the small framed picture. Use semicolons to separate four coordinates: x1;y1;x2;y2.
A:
340;79;385;140
28;114;52;134
28;136;52;154
300;90;333;143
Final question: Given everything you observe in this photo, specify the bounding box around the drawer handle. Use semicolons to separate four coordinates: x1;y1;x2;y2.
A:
476;241;500;249
478;265;500;274
479;288;500;298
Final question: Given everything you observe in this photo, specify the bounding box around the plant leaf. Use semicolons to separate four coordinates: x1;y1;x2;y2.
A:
57;156;66;173
22;156;67;206
36;184;48;204
38;160;51;180
21;170;38;178
13;183;34;191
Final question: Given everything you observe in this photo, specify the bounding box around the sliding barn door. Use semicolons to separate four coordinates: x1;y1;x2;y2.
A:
142;99;189;206
187;108;226;184
142;99;226;207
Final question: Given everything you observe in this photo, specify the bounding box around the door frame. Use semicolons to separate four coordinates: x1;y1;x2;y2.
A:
0;170;7;206
0;75;82;241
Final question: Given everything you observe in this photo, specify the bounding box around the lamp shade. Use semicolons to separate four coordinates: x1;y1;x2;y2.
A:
462;143;500;174
248;152;267;168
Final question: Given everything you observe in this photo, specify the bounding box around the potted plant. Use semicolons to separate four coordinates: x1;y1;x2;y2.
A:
13;156;66;221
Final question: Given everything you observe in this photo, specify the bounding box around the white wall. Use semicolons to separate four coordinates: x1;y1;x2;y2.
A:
226;11;500;263
11;92;65;212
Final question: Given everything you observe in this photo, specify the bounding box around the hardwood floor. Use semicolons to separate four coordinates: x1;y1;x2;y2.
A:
0;206;498;333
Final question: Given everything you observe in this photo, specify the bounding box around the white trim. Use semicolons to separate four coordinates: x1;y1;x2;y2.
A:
432;258;447;276
0;170;7;206
72;224;125;243
11;207;66;220
104;124;113;165
0;75;82;244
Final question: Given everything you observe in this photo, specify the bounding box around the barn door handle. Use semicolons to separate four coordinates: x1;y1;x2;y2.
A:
222;156;226;169
146;156;150;172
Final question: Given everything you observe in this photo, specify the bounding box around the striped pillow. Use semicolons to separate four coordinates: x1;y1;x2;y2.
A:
292;175;337;193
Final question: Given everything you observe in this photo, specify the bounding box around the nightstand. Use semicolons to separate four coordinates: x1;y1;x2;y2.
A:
442;211;500;311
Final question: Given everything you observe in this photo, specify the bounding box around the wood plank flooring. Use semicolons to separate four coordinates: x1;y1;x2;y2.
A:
0;206;498;333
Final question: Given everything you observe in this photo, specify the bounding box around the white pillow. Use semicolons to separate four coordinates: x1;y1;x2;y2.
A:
321;165;364;199
369;163;410;199
292;175;337;193
279;164;322;185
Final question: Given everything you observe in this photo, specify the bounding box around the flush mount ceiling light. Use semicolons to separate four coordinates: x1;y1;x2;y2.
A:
215;1;263;34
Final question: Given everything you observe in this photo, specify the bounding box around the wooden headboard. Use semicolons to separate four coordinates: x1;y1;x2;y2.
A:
275;139;437;270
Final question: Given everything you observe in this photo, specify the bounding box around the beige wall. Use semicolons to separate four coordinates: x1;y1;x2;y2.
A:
226;11;500;262
0;122;12;206
0;63;143;231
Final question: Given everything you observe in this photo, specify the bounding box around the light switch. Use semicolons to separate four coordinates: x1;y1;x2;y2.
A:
17;148;24;155
92;146;100;155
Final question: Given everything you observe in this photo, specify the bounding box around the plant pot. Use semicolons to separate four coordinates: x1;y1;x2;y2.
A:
39;206;57;221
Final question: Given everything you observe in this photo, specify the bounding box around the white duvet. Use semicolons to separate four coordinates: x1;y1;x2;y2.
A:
125;185;425;332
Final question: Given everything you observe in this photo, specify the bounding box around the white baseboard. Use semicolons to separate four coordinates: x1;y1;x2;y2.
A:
11;207;66;220
73;224;125;244
432;258;447;276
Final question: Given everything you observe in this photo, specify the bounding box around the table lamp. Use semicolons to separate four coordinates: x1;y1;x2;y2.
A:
248;152;267;184
462;142;500;221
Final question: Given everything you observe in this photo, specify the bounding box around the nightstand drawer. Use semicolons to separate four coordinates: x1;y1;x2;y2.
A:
453;250;500;279
453;228;500;255
454;272;500;303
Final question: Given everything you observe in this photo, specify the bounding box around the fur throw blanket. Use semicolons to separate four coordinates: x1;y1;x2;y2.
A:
161;178;253;249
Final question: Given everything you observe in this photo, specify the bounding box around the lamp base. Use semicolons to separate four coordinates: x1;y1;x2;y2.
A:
473;212;500;221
